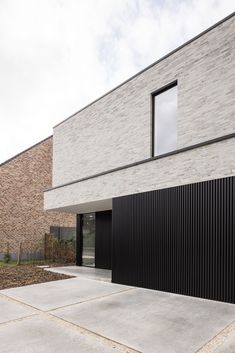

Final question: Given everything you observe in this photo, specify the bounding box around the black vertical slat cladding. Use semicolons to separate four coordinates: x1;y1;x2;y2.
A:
112;176;235;303
95;211;112;270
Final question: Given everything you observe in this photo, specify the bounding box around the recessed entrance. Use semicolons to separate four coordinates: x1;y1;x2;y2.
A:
77;210;112;270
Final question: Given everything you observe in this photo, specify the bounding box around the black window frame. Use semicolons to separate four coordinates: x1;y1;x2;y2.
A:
151;80;178;157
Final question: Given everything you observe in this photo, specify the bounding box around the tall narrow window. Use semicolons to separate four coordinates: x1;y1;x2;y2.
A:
82;213;95;267
153;83;177;156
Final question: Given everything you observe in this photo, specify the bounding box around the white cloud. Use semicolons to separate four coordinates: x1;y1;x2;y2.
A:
0;0;234;163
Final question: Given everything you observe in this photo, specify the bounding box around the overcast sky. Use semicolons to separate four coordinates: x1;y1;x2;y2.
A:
0;0;234;163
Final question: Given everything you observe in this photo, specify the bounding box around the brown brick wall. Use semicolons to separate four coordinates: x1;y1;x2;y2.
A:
0;136;75;257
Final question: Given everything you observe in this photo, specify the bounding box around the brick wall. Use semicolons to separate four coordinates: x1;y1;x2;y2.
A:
0;137;75;258
44;14;235;213
45;137;235;212
52;15;235;187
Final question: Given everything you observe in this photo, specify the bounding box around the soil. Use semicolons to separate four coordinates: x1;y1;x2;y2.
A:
0;264;73;290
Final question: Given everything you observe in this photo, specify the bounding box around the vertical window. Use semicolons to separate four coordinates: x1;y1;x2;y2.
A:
153;83;177;156
82;213;95;267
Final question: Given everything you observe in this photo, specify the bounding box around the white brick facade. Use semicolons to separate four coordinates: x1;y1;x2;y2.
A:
45;14;235;213
45;137;235;213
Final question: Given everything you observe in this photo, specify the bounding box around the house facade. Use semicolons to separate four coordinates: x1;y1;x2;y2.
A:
0;136;75;260
44;13;235;302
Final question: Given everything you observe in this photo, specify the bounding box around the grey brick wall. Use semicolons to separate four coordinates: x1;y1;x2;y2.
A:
45;137;235;212
52;15;235;188
45;15;235;212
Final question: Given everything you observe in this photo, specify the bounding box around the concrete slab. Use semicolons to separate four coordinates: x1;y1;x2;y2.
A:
1;277;132;311
214;330;235;353
53;287;235;353
0;314;128;353
0;294;37;324
45;266;111;282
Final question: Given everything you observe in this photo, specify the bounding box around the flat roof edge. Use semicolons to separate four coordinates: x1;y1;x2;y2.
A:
0;135;53;167
53;11;234;129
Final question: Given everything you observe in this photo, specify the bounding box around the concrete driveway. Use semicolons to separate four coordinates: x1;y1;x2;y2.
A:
1;268;235;353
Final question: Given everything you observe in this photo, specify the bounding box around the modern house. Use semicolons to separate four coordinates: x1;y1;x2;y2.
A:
0;136;75;260
44;13;235;303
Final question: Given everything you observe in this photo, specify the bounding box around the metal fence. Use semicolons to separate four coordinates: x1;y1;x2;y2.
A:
0;228;76;265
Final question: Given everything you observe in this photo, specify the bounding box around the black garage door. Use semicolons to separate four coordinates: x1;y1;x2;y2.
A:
112;176;235;303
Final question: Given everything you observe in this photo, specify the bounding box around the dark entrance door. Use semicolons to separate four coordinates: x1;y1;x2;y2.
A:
95;210;112;270
76;210;112;270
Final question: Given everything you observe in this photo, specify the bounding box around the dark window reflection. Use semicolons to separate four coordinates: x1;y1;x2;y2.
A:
82;213;95;267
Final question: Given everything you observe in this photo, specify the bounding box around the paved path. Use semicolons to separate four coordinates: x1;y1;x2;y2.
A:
45;265;112;282
0;271;235;352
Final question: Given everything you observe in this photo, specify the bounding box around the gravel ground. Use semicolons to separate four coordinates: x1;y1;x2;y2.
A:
0;265;73;290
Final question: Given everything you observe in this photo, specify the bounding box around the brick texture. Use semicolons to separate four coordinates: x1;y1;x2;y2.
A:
44;15;235;213
44;137;235;212
0;137;75;257
52;15;235;187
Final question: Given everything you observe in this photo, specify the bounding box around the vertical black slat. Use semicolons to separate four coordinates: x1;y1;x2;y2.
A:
198;182;202;298
166;187;171;292
221;178;224;301
232;177;235;301
201;181;204;298
188;184;192;296
219;178;223;301
111;199;115;281
181;185;185;294
204;181;208;300
230;177;234;302
224;178;228;302
153;190;156;288
223;178;227;301
191;183;195;297
228;177;232;302
222;177;226;301
159;190;163;290
194;182;199;298
227;178;231;302
76;214;83;266
204;181;208;299
133;193;139;286
185;184;189;296
95;211;112;270
184;185;187;295
169;187;173;292
178;185;182;295
214;179;217;300
191;183;194;297
112;175;235;303
226;178;230;302
211;180;215;300
209;180;213;299
216;178;221;301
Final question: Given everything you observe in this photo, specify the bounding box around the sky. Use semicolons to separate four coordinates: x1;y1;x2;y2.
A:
0;0;234;163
